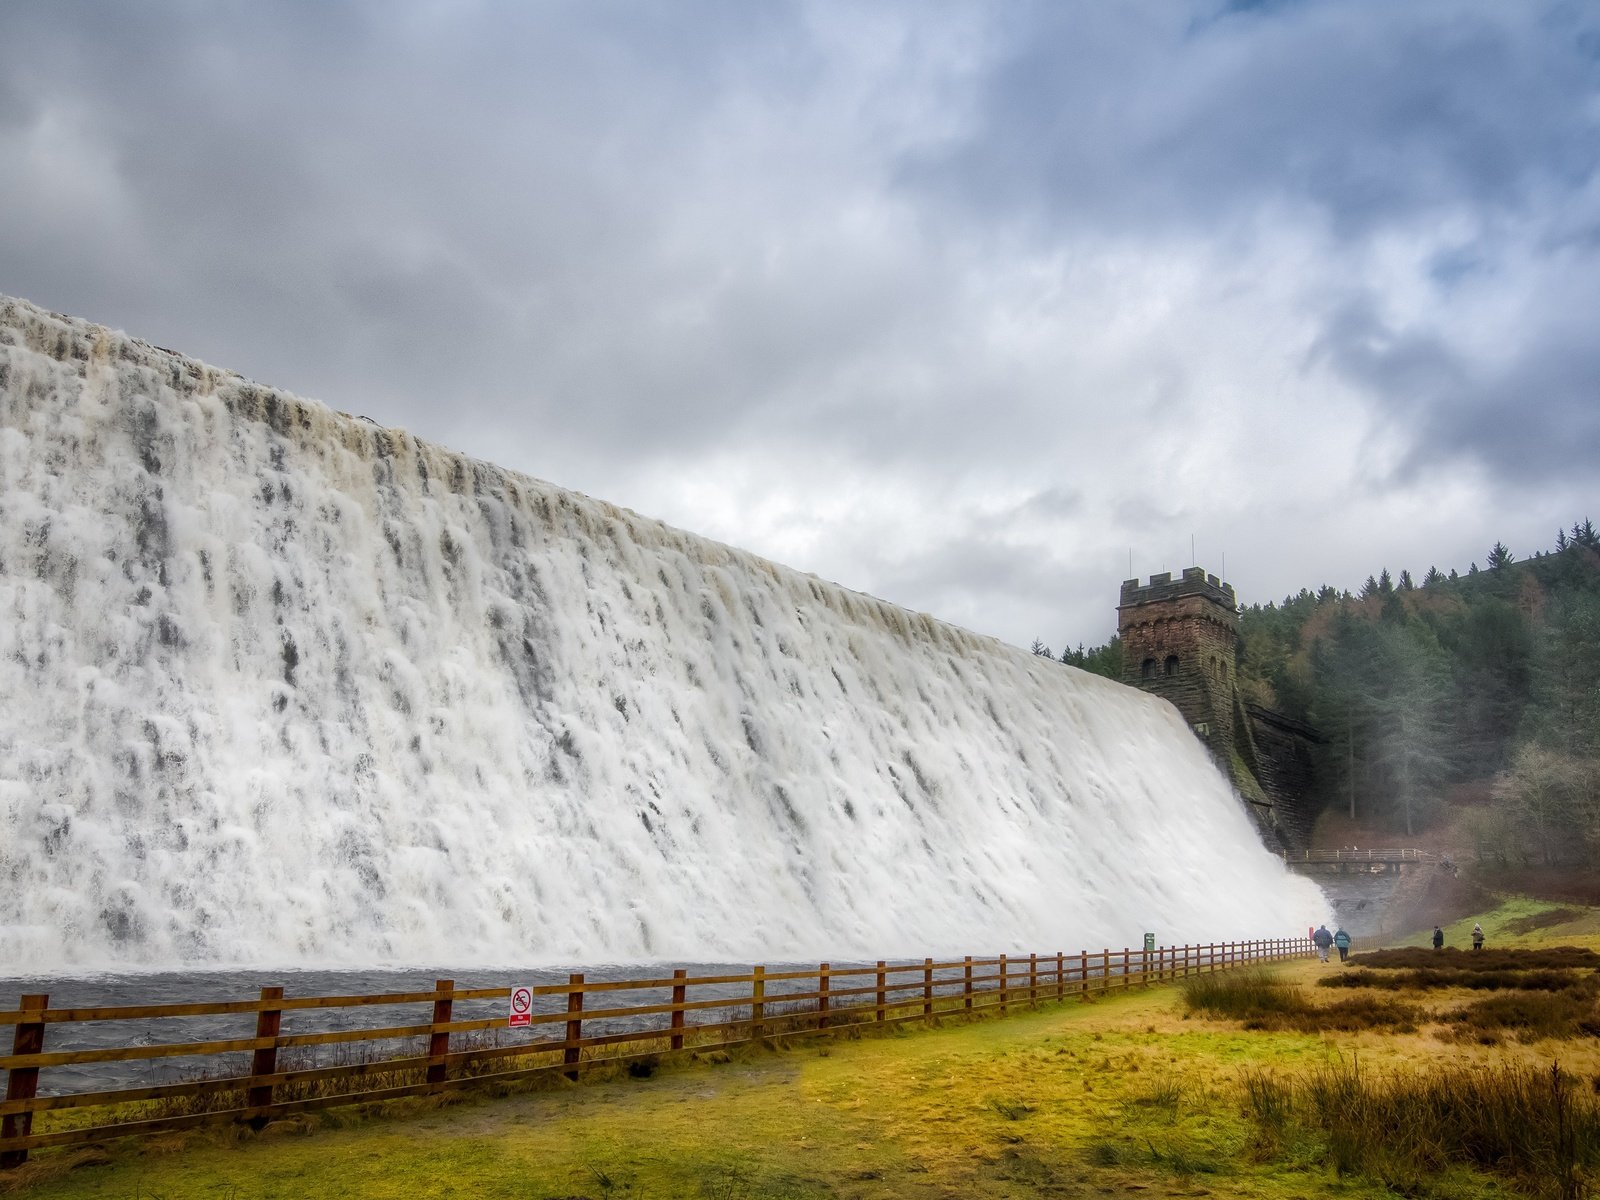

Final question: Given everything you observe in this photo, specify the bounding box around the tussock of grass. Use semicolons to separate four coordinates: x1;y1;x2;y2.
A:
1240;1059;1600;1199
1181;967;1422;1032
1322;967;1591;992
1279;995;1423;1033
1083;1136;1219;1178
1179;967;1305;1020
1354;947;1600;971
1445;981;1600;1042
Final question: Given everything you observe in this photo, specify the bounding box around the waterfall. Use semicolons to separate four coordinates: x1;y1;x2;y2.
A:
0;295;1327;971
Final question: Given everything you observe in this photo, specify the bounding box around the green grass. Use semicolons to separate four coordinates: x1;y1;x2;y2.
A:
1239;1059;1600;1199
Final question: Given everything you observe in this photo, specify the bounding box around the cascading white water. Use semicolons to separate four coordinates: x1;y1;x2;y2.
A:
0;295;1327;972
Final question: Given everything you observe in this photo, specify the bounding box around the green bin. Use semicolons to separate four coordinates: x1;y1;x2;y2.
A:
1143;932;1155;953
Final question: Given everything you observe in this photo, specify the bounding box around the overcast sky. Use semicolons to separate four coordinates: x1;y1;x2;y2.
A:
3;1;1596;651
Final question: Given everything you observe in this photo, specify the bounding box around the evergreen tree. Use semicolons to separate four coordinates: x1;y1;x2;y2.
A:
1030;639;1051;658
1398;569;1415;591
1308;611;1455;834
1059;636;1122;680
1423;566;1443;586
1487;542;1514;570
1447;599;1533;775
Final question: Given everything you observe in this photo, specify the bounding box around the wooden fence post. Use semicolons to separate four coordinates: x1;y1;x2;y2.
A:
1123;947;1132;990
427;979;453;1085
1057;952;1065;1001
964;956;973;1011
751;966;766;1041
670;969;687;1049
1080;951;1089;999
0;994;47;1170
998;954;1008;1015
922;958;934;1017
245;985;283;1130
564;974;584;1080
1028;953;1038;1007
818;963;831;1031
875;962;887;1023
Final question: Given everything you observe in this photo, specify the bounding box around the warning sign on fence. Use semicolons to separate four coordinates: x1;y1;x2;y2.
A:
508;985;533;1028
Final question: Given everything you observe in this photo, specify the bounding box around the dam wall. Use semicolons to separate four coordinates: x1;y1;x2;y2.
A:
0;296;1327;971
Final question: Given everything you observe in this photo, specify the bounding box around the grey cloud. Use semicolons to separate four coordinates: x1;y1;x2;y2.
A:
1311;286;1600;484
900;2;1600;240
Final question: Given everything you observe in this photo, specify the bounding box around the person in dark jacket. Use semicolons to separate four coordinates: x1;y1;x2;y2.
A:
1432;925;1444;949
1313;924;1333;962
1333;927;1351;962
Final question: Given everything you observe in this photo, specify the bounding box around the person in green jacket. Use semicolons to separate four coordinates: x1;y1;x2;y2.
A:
1333;927;1351;962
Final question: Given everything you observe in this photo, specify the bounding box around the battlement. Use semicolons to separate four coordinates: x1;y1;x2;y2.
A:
1119;566;1236;613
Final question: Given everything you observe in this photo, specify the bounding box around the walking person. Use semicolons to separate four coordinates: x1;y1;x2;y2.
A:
1432;925;1444;950
1313;924;1333;962
1333;926;1351;963
1472;923;1484;951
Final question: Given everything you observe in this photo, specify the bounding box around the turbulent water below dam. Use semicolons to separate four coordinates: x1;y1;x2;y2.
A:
0;295;1327;975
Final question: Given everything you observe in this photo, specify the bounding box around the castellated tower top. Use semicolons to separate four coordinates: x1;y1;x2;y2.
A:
1118;566;1237;614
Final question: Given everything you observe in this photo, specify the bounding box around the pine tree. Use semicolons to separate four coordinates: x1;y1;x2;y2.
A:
1423;566;1443;586
1030;639;1051;658
1399;569;1415;591
1487;542;1514;570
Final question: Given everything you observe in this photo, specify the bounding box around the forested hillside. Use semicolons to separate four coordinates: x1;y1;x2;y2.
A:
1039;522;1600;868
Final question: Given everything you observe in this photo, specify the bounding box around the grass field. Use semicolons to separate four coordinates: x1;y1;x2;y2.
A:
6;899;1600;1199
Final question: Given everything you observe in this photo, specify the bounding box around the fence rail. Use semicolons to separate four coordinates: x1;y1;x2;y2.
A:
1283;848;1437;863
2;937;1311;1166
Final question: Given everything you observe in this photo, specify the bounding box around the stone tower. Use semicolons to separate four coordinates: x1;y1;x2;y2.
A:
1117;566;1316;851
1117;567;1240;769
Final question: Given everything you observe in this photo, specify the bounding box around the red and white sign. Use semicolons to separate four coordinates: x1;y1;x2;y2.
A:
508;985;533;1028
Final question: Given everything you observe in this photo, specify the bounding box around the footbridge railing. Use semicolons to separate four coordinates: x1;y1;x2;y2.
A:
1284;848;1439;864
2;935;1311;1167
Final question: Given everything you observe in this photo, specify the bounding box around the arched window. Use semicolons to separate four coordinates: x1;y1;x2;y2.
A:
1141;658;1157;679
1164;654;1179;676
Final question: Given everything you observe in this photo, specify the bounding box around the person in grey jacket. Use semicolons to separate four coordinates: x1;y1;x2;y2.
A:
1312;924;1333;962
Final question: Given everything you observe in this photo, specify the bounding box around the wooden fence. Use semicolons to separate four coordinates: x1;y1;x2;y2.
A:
2;937;1310;1167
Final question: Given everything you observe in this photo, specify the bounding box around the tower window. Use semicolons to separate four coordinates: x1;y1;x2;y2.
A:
1164;654;1179;676
1141;658;1157;679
